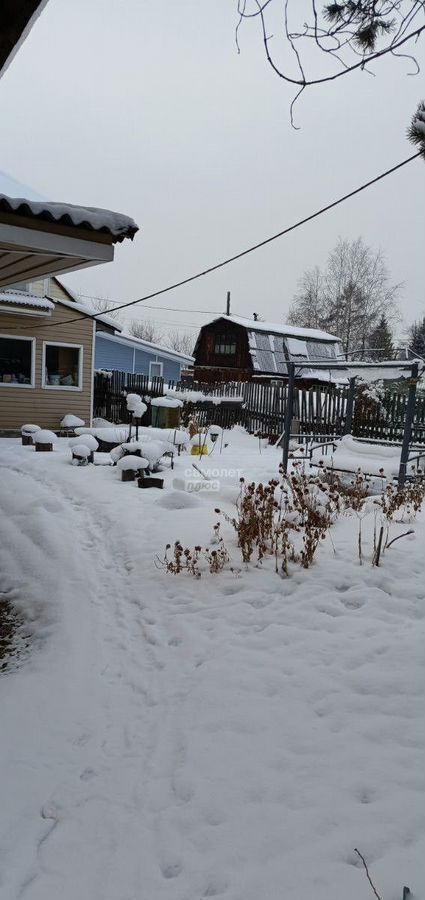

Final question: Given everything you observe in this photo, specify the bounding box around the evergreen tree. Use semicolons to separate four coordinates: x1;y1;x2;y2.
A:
408;317;425;358
367;314;394;360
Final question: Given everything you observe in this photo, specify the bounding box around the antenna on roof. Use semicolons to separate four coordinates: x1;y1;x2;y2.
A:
226;291;231;316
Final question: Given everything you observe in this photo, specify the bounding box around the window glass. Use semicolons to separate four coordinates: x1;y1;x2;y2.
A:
5;282;32;294
45;344;81;387
214;334;236;355
0;336;33;385
149;361;163;378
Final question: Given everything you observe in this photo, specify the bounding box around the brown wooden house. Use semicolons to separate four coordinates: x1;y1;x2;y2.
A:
193;315;343;384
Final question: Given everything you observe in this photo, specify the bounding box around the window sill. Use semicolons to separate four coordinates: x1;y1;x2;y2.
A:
42;384;83;392
0;382;34;389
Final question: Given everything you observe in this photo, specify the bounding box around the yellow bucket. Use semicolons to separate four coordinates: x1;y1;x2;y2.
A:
191;445;209;456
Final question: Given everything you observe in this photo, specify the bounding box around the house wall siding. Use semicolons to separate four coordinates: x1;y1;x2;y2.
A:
0;305;93;430
95;336;184;382
95;337;134;372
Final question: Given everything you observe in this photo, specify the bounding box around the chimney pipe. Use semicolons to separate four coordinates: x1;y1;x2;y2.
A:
226;291;231;316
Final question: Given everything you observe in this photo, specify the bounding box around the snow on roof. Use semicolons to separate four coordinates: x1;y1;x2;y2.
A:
205;315;340;343
0;290;54;311
101;329;195;363
54;285;124;331
0;192;138;242
53;297;123;331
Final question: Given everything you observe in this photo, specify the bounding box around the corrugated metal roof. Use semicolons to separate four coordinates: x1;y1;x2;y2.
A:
0;193;139;242
207;314;340;342
196;315;343;379
0;290;54;311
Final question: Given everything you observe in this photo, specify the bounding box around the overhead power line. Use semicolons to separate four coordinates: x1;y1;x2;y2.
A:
5;150;421;333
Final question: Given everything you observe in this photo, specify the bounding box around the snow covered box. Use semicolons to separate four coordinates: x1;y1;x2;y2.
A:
151;396;182;429
21;423;39;446
117;455;149;482
34;429;57;452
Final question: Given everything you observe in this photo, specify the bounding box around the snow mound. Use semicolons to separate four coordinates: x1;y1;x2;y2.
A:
21;424;40;434
151;397;183;408
69;435;99;451
93;452;113;466
92;417;114;428
116;455;149;471
70;444;90;459
34;430;57;444
60;414;85;428
156;491;203;510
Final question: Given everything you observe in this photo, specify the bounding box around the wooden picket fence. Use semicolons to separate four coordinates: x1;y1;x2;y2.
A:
93;372;425;444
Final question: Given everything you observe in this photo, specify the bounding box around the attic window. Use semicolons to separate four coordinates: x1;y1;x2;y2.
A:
5;281;32;294
214;335;236;355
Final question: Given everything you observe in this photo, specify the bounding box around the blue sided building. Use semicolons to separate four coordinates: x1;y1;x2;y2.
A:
94;329;194;382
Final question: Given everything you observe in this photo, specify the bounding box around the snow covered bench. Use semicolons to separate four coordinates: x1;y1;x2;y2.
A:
310;434;425;480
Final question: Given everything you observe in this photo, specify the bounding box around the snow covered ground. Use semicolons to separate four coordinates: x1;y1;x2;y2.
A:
0;430;424;900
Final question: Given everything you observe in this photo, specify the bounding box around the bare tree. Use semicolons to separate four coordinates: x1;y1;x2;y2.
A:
287;266;324;329
288;237;401;357
88;296;122;323
165;330;195;356
236;2;425;120
129;318;164;343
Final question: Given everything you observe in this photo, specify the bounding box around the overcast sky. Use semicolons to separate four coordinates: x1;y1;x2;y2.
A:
1;0;424;340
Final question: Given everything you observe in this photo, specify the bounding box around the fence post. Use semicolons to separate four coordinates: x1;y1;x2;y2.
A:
343;377;356;435
398;361;418;487
281;362;295;474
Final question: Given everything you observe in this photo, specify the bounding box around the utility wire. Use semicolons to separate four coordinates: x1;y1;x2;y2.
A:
5;151;421;333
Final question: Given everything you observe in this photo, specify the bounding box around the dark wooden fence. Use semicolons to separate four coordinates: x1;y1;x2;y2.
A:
93;372;425;444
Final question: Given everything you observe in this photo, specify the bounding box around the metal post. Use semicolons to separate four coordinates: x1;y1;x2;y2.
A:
343;377;356;435
281;362;295;473
398;362;418;487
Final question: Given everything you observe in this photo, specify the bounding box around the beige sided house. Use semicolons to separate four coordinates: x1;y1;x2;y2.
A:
0;2;138;430
0;189;138;431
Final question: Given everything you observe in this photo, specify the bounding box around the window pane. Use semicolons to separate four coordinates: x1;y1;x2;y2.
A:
5;282;31;294
214;334;236;355
0;337;32;384
150;362;162;377
45;345;80;386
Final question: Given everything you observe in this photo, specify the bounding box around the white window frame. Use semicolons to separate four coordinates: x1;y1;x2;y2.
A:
0;333;35;388
149;360;163;378
42;341;84;391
